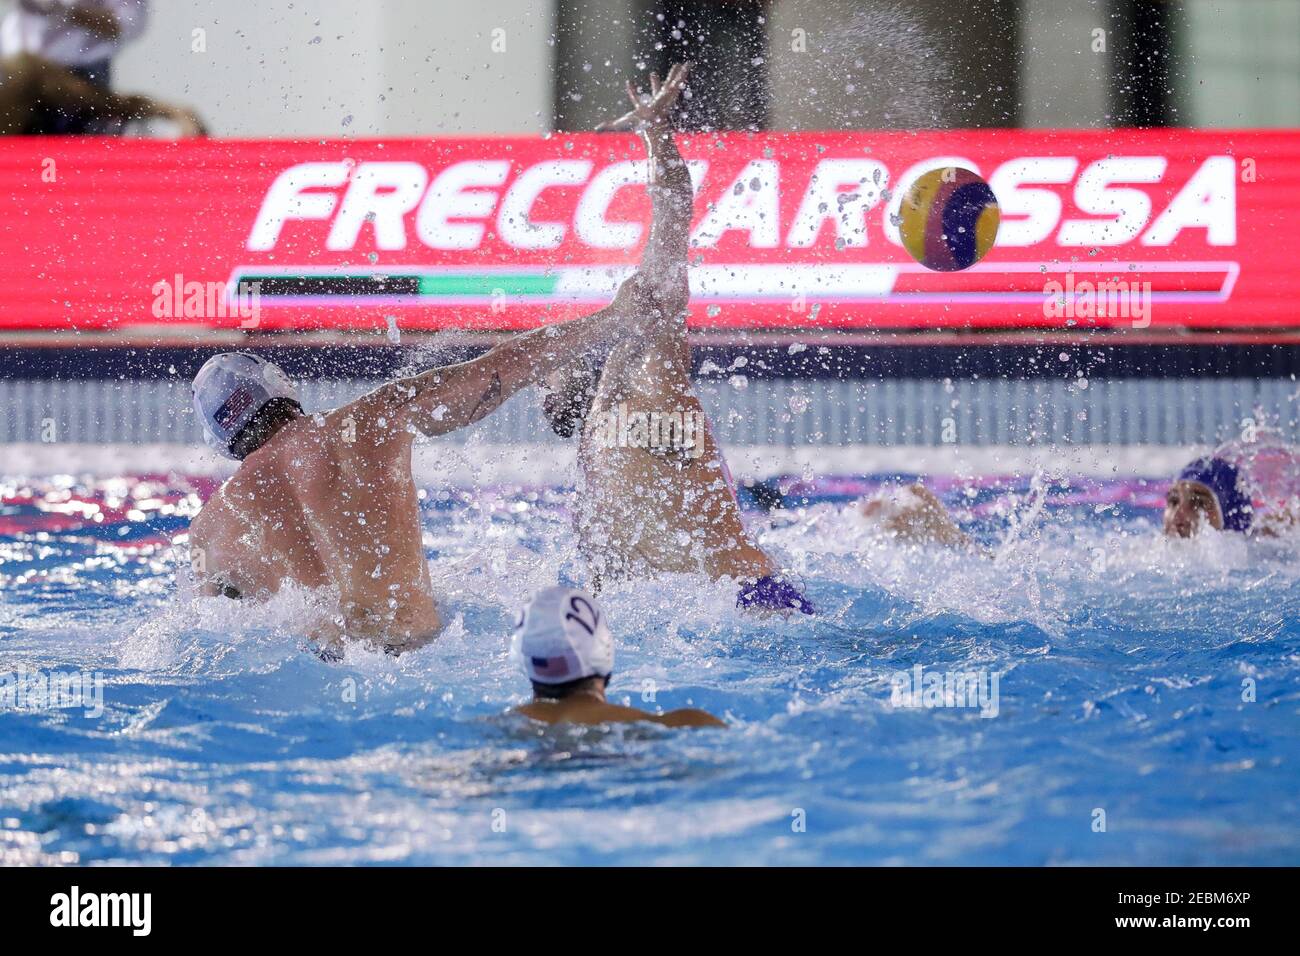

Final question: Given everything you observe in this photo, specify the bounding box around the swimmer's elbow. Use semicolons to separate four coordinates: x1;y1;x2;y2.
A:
608;273;687;333
631;272;689;325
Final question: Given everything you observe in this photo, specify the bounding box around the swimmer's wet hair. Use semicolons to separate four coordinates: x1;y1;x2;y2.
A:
229;397;304;459
531;673;611;701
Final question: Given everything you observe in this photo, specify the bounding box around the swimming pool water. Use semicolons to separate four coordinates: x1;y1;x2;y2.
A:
2;471;1298;865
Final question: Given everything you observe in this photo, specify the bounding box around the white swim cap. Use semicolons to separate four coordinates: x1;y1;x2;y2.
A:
192;352;300;458
512;586;614;685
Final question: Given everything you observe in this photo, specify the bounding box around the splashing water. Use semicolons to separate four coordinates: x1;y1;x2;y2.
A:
779;3;955;130
1216;430;1300;524
2;471;1299;865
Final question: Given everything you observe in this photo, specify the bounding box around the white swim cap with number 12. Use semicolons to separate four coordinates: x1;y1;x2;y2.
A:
512;586;614;684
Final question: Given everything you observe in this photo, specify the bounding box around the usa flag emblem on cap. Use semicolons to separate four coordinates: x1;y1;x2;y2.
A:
530;656;571;678
214;382;259;430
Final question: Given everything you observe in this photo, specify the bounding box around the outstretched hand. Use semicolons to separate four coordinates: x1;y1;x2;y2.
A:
595;62;691;133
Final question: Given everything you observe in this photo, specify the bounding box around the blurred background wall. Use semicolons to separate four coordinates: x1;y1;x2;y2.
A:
3;0;1295;137
108;0;554;136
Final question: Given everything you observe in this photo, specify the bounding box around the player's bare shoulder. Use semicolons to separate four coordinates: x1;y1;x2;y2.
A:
312;394;417;465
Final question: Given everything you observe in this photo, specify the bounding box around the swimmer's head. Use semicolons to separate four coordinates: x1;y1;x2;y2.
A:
512;586;613;701
192;352;303;460
1164;456;1252;538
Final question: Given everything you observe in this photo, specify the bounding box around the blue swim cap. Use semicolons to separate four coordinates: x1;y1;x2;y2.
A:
1177;456;1252;532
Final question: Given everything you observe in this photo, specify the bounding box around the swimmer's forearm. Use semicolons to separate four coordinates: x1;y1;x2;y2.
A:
639;128;693;276
642;128;691;195
385;307;625;435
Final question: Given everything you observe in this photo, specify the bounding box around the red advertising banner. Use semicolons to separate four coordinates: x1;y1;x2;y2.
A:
0;130;1294;332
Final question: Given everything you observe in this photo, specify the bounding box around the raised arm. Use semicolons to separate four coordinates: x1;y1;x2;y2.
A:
343;291;640;439
596;63;693;315
341;66;696;442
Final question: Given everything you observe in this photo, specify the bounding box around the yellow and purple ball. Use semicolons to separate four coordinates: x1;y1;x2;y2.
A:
898;167;1000;272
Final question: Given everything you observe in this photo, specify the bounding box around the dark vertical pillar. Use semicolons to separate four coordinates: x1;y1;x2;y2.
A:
932;0;1022;128
765;0;1021;131
1109;0;1182;126
553;0;640;133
